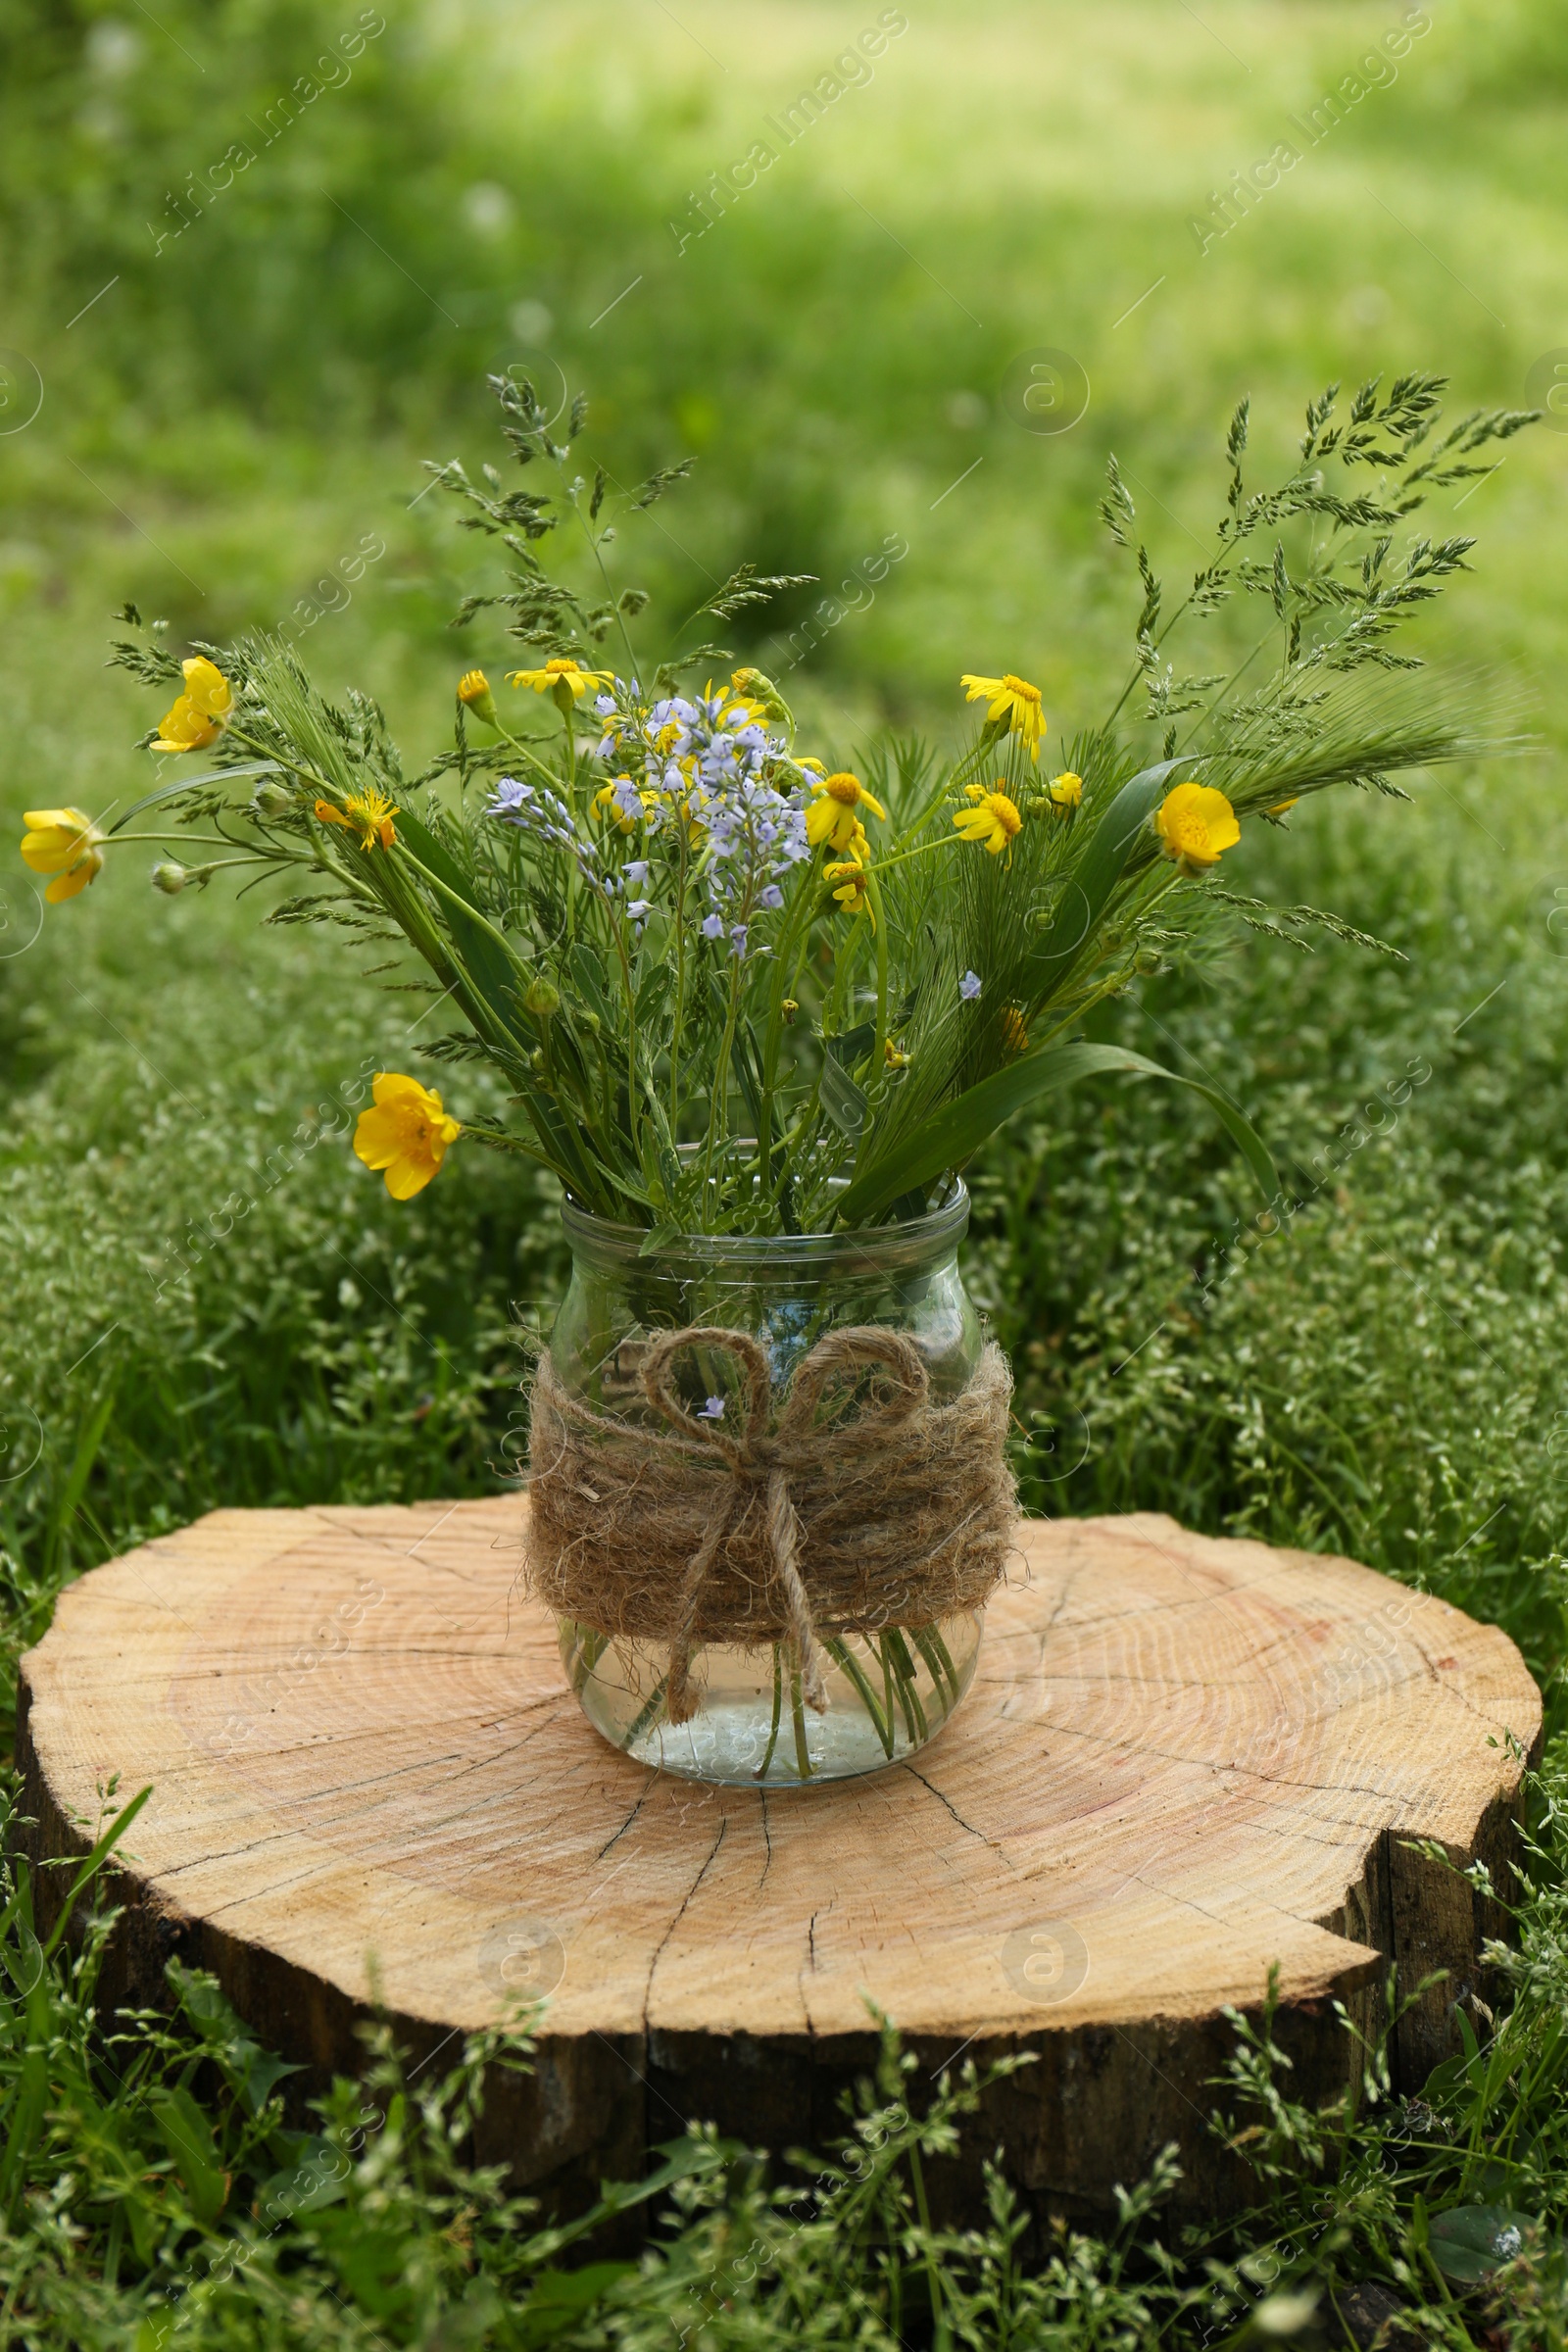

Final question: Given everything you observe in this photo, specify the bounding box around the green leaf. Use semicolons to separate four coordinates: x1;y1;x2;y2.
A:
826;1020;874;1067
820;1053;871;1139
634;959;669;1028
570;942;616;1029
518;2263;638;2347
835;1042;1276;1227
256;2137;351;2221
395;816;532;1037
1020;755;1187;1001
41;1785;152;1963
1428;2205;1537;2284
107;763;280;835
147;2085;229;2226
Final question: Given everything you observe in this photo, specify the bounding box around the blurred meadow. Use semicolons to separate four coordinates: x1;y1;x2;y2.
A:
7;0;1568;2338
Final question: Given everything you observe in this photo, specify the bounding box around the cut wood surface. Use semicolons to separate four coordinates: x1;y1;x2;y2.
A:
18;1501;1541;2222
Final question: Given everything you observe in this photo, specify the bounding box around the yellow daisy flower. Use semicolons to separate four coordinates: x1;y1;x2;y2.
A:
152;655;233;754
959;670;1046;760
21;807;108;905
805;771;887;853
353;1073;462;1200
314;787;399;850
1047;770;1082;812
507;656;612;704
824;858;872;919
952;783;1023;858
1153;781;1240;874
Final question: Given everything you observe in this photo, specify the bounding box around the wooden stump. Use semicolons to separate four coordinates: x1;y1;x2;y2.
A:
18;1502;1540;2225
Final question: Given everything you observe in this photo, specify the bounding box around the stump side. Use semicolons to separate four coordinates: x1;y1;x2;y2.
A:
16;1501;1541;2223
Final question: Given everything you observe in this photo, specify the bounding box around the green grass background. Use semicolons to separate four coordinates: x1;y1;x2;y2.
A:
5;0;1568;2340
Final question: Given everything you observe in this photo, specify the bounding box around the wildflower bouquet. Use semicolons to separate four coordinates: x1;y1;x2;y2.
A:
29;369;1524;1239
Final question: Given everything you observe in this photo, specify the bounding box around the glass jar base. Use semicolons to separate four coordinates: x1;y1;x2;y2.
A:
560;1614;984;1788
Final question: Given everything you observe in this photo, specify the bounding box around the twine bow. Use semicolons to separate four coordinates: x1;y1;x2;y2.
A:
636;1324;930;1723
526;1326;1014;1726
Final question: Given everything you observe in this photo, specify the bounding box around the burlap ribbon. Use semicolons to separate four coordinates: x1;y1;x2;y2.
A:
526;1324;1014;1724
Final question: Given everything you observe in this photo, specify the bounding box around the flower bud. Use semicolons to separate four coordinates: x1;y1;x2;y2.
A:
523;974;561;1019
151;861;188;894
1134;945;1163;975
457;669;500;727
252;780;293;818
731;665;793;732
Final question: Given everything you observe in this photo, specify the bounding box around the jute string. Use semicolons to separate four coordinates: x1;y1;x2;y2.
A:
526;1325;1014;1724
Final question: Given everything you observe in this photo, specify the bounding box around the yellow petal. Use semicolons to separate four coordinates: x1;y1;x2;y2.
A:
352;1105;406;1169
45;853;101;904
383;1154;437;1200
24;807;90;832
181;656;232;716
372;1071;437;1112
22;833;68;875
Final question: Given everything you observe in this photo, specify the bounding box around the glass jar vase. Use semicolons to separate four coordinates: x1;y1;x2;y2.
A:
537;1185;994;1788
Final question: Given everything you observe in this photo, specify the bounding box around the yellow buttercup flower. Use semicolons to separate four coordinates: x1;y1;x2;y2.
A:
1268;797;1298;817
824;858;872;920
1048;770;1082;812
152;655;233;754
952;783;1023;859
314;787;399;850
806;771;887;853
883;1037;910;1068
960;670;1046;761
457;669;500;726
1154;780;1240;874
354;1073;462;1200
21;807;108;905
507;656;612;704
1000;1006;1030;1058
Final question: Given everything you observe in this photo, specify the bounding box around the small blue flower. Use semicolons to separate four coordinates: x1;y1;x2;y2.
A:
759;883;784;910
625;899;652;921
959;969;982;1001
625;858;650;885
698;1395;726;1419
701;912;725;941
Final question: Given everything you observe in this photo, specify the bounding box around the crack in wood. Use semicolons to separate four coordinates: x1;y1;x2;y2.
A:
642;1818;727;2025
598;1785;651;1862
900;1763;1018;1868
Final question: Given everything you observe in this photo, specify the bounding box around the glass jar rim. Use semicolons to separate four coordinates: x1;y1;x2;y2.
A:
561;1178;969;1273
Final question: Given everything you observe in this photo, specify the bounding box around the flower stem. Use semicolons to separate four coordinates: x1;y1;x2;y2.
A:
754;1644;785;1781
826;1637;895;1759
790;1652;813;1781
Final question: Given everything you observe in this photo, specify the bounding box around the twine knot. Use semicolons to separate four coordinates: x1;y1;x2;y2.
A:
527;1326;1015;1727
636;1325;931;1720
